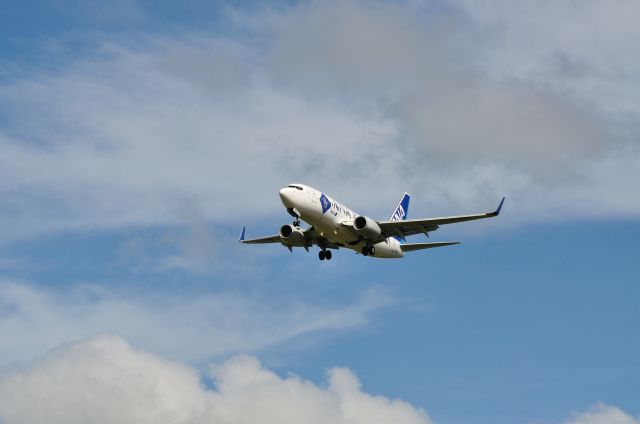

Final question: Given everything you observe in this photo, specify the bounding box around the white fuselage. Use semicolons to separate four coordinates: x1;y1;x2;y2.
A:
279;184;404;258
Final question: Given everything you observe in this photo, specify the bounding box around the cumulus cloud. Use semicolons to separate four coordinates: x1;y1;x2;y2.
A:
0;0;639;241
0;281;392;367
0;334;432;424
0;335;637;424
564;403;640;424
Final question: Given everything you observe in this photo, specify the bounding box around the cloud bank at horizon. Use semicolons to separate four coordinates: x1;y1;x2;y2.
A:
1;334;637;424
0;334;432;424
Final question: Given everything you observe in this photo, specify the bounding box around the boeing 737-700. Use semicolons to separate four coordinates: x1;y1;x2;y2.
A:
240;184;504;260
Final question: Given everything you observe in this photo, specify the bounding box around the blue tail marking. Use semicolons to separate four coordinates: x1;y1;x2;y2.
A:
390;193;410;242
494;197;505;216
320;193;332;214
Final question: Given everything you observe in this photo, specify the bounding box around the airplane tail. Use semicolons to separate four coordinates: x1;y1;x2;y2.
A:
390;192;410;242
390;192;410;222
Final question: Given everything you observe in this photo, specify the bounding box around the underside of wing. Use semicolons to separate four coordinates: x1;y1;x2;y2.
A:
400;241;460;252
239;226;341;250
240;234;282;244
303;227;342;250
238;226;281;244
378;197;505;239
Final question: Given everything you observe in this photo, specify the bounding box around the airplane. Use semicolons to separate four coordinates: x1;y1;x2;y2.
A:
239;183;504;260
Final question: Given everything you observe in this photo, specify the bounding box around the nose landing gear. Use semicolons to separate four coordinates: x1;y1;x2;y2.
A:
287;208;301;227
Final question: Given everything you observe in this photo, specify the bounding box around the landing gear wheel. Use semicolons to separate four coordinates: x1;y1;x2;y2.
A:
325;250;332;260
362;245;375;256
319;251;326;260
293;219;300;227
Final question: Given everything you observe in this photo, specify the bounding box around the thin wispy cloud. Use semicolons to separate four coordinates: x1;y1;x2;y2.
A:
0;281;393;367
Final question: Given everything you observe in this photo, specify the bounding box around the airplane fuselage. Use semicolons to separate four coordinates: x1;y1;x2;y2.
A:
279;184;404;258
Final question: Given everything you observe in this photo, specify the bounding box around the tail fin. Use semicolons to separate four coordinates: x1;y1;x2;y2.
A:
390;193;410;243
390;192;410;222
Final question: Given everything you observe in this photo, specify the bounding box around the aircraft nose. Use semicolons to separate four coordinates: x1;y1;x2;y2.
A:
279;187;293;207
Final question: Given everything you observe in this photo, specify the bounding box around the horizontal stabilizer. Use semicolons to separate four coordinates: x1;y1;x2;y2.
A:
400;242;460;252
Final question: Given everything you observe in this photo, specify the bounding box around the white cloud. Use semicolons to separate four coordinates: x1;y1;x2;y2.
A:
0;39;402;240
454;0;640;116
0;335;637;424
564;403;640;424
0;0;639;241
0;334;432;424
0;281;392;367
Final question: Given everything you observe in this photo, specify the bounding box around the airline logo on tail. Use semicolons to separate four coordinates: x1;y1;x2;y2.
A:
391;193;410;242
391;204;406;222
390;193;410;222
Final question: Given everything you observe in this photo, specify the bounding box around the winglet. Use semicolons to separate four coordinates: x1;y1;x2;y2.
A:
239;226;246;242
492;197;505;216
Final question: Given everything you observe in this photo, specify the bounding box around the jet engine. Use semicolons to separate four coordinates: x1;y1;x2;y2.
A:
280;224;307;246
353;216;382;240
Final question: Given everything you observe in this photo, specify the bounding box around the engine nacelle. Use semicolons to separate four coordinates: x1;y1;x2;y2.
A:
280;224;307;246
353;215;382;240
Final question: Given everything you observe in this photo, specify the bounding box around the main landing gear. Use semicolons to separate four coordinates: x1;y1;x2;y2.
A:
361;245;376;256
319;250;332;261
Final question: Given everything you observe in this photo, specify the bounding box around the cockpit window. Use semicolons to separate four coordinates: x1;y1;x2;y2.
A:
287;185;304;191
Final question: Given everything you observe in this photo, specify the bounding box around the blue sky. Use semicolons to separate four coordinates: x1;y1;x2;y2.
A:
0;1;639;424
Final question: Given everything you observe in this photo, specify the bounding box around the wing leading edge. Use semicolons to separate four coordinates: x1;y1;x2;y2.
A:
378;197;505;239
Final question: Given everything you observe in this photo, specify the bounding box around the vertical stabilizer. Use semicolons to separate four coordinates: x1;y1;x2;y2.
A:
390;193;410;222
390;193;410;242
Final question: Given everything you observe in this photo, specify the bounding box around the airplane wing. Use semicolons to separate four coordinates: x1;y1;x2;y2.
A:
238;227;281;244
378;197;505;239
400;241;460;252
